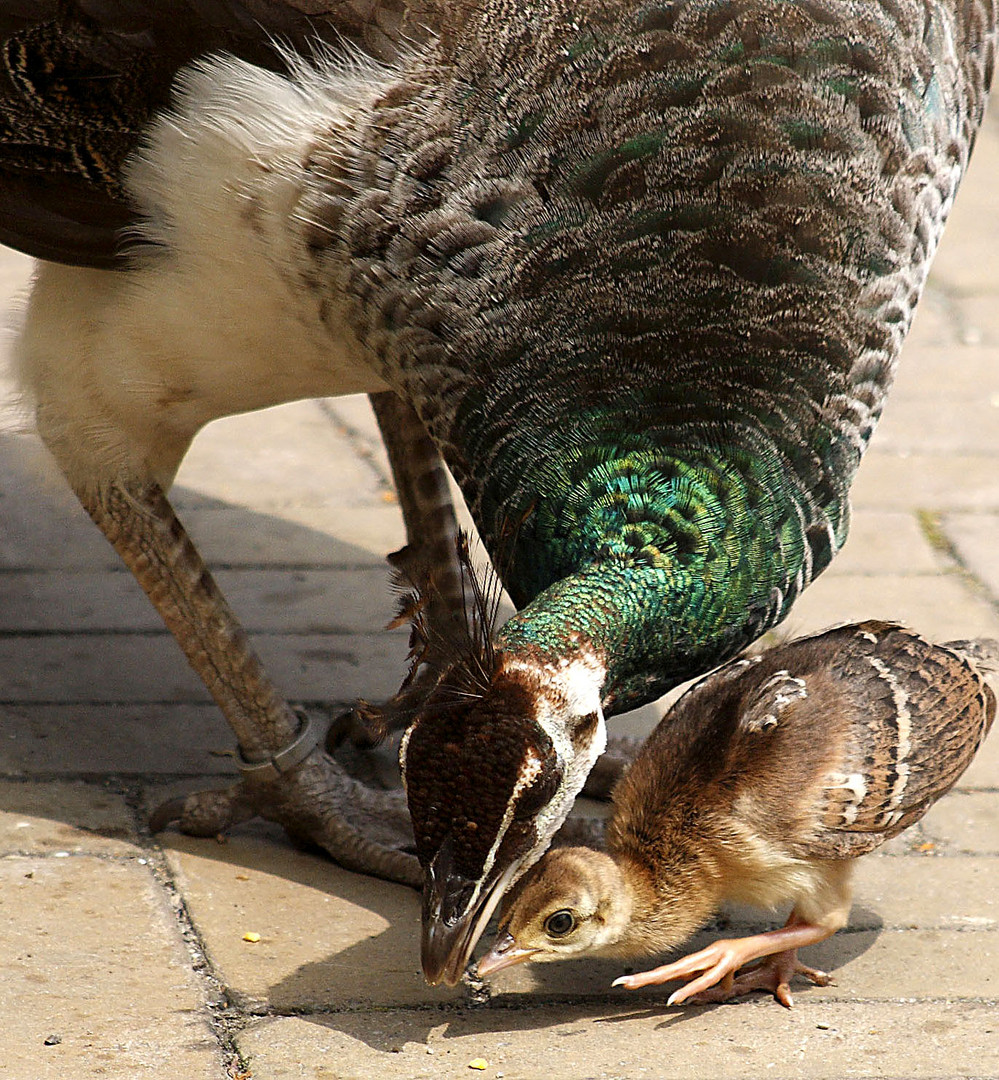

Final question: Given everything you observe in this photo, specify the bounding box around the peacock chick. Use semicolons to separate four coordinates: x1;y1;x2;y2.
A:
476;622;996;1007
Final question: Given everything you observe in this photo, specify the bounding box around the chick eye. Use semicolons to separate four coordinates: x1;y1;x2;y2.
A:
545;910;576;937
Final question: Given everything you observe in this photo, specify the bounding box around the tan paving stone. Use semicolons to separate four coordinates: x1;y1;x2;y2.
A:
158;818;999;1010
0;436;123;571
0;631;407;704
174;401;384;510
851;452;999;512
809;926;998;1002
891;344;999;401
0;434;407;570
178;502;406;567
904;283;963;347
236;1001;999;1080
873;397;999;455
321;395;393;480
777;570;999;643
722;853;999;933
0;855;220;1080
0;781;139;855
161;825;463;1011
921;791;999;854
0;568;401;634
944;511;999;598
0;703;238;775
849;854;999;930
824;511;941;576
953;294;999;347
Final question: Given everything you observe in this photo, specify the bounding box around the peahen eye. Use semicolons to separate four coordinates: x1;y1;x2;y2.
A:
545;909;576;937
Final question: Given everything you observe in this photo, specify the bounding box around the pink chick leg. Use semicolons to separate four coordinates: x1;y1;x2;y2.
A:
612;911;835;1008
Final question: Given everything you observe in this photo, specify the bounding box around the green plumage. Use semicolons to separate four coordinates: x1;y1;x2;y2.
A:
331;0;994;709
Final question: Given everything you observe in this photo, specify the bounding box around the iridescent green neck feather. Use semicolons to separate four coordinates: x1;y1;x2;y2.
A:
492;428;847;714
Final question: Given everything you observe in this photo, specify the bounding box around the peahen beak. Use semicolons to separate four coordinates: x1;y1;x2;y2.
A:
421;845;522;986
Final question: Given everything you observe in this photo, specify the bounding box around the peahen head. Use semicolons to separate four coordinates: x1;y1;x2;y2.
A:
401;647;606;986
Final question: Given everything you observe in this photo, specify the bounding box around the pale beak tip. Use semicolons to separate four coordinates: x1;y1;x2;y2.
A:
474;936;540;979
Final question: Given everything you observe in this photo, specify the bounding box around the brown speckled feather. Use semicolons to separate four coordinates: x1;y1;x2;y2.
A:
0;0;451;264
807;625;996;855
609;621;995;868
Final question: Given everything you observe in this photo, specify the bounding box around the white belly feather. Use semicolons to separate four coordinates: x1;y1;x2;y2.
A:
13;52;393;490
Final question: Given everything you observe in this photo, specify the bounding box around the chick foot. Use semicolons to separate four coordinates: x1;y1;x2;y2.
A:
613;915;835;1008
682;948;831;1008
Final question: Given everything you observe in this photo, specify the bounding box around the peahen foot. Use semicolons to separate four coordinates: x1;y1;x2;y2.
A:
151;710;420;886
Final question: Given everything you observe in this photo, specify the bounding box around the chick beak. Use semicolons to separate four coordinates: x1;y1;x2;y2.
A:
421;853;522;986
474;928;539;978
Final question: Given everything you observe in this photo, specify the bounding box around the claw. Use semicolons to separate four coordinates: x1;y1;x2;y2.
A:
679;952;832;1009
325;703;386;751
147;796;189;834
149;752;422;887
149;784;256;837
683;951;831;1008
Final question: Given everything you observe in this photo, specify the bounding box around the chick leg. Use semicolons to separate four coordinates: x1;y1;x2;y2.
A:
613;911;834;1008
79;476;421;885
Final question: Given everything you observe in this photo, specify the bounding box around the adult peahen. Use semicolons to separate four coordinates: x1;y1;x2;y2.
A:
0;0;994;986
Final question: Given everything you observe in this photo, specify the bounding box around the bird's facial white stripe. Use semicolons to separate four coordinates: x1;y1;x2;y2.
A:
458;651;608;918
398;720;414;792
461;743;554;921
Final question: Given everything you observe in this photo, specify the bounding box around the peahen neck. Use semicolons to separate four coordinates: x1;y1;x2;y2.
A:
492;428;846;714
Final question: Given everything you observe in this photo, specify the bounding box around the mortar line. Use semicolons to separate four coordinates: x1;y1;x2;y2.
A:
916;508;999;615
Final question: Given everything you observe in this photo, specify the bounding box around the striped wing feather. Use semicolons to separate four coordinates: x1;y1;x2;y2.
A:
808;625;995;858
0;0;444;265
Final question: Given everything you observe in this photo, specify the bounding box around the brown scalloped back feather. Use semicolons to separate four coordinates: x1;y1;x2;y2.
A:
608;621;996;869
0;0;449;265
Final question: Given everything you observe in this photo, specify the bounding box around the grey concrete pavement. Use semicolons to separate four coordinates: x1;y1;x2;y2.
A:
2;109;998;1080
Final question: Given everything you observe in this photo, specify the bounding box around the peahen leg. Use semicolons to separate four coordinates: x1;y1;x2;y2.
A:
328;391;466;749
72;392;463;883
80;475;420;886
370;389;465;665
